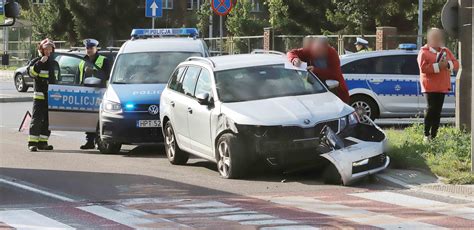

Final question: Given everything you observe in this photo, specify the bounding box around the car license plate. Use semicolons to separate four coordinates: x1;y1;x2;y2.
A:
136;120;161;128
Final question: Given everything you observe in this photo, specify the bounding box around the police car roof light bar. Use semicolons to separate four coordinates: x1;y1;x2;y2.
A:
251;49;286;56
398;43;417;50
131;28;199;39
186;57;216;68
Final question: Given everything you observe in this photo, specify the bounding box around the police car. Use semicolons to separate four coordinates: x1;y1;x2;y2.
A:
341;44;455;121
98;28;209;153
160;52;389;184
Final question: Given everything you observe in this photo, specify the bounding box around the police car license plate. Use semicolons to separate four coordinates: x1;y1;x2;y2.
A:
137;120;161;128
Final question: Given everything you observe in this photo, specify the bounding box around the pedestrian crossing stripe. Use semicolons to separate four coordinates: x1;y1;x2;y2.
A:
0;192;473;229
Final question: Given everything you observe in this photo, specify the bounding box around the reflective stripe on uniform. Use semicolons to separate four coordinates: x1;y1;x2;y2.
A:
39;135;49;142
30;68;39;77
33;92;45;100
39;70;49;78
79;55;106;83
28;135;39;142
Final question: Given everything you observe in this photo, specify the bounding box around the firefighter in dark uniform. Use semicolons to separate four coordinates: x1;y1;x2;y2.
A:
27;38;58;152
79;39;111;149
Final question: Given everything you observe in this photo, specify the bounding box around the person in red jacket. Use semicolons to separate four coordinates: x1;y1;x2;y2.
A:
287;37;350;103
417;28;459;140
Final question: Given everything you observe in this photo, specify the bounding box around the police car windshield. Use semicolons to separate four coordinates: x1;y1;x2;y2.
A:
215;65;327;103
111;52;201;84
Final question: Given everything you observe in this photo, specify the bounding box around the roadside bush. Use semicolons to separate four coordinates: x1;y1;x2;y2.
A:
386;124;473;184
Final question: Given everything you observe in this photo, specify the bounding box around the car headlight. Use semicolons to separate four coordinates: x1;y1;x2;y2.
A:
339;112;360;131
103;100;122;113
348;112;360;125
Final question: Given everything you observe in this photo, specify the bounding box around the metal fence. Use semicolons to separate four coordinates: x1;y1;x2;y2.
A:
204;34;379;56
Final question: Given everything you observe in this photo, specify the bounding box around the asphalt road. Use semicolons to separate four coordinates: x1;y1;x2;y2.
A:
0;102;472;229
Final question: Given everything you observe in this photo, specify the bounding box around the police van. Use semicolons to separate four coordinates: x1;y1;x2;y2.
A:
340;44;456;121
98;28;209;153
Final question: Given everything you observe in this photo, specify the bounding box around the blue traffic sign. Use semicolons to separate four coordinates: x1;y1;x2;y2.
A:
212;0;233;16
145;0;162;18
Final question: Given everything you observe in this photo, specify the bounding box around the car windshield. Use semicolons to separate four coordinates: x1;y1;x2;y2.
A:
215;65;327;103
111;52;201;84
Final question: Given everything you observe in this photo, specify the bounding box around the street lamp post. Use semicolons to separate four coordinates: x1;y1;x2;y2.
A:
417;0;423;48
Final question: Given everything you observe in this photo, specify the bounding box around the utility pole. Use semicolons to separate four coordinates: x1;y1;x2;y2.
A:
417;0;423;48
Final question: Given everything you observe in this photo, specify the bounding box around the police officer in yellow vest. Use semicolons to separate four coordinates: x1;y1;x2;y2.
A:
79;39;111;149
354;37;371;53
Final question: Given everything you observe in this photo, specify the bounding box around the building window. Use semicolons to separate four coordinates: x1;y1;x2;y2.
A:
163;0;173;9
187;0;201;10
251;0;261;12
32;0;47;4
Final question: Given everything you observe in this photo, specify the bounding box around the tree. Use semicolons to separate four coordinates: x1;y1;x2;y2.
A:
265;0;332;35
27;0;76;44
226;0;265;36
197;0;212;38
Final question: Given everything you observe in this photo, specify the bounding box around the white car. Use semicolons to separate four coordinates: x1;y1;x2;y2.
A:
160;53;389;185
341;45;456;120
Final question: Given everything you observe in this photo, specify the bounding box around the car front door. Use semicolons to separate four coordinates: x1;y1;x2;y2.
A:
48;54;105;132
188;68;214;156
168;66;201;150
366;55;420;116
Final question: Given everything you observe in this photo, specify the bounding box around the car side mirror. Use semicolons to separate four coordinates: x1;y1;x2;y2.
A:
84;77;102;87
196;93;212;105
1;1;20;27
326;80;339;90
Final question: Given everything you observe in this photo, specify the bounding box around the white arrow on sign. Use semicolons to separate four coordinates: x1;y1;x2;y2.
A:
150;1;159;17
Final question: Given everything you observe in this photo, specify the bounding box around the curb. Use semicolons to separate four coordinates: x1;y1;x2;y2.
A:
376;171;474;201
0;97;33;103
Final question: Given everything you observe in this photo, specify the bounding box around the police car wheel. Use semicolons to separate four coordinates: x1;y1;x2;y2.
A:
15;73;28;92
322;164;342;185
164;122;189;165
350;95;379;122
97;139;122;154
216;134;247;179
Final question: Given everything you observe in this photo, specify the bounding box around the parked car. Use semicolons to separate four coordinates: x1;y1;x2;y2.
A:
340;45;456;121
13;48;118;92
160;53;389;185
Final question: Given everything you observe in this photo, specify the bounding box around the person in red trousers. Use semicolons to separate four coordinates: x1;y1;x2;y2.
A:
287;37;350;103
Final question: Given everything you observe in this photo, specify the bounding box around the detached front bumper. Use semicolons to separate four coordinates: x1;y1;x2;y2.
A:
321;136;389;185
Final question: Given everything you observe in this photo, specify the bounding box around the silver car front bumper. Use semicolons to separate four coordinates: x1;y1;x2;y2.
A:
321;120;389;185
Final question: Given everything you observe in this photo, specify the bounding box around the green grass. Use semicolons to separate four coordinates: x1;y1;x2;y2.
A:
386;124;474;184
0;66;20;71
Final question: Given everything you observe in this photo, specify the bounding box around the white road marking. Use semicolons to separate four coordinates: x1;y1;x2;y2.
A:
78;205;154;228
177;201;231;208
219;214;274;221
119;197;186;205
0;209;74;230
261;226;319;230
263;196;447;230
239;219;297;226
0;178;75;202
152;207;242;215
351;191;474;220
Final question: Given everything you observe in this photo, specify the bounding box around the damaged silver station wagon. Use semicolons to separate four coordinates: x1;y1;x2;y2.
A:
159;52;390;185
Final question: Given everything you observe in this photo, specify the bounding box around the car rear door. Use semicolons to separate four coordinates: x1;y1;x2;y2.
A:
366;55;420;116
48;54;105;132
188;68;214;156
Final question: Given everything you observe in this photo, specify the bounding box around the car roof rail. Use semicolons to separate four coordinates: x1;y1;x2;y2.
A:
251;49;286;56
186;57;216;68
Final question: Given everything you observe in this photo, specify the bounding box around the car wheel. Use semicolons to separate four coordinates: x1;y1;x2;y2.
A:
350;95;379;122
14;74;28;92
97;138;122;154
164;122;189;165
216;133;247;179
